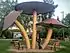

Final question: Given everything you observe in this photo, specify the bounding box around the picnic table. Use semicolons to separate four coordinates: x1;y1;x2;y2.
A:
44;39;60;51
11;40;25;50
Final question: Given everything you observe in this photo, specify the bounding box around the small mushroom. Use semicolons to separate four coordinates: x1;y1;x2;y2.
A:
37;18;67;49
3;11;31;49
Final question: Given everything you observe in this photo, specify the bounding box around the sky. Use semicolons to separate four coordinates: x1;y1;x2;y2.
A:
18;0;70;20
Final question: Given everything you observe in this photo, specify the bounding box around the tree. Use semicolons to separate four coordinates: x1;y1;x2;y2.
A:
18;14;33;30
62;13;70;26
1;29;13;39
0;0;18;21
61;13;70;38
0;0;18;38
43;0;54;4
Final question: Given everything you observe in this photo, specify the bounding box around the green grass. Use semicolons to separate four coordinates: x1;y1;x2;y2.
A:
55;41;70;53
0;40;70;53
0;40;11;53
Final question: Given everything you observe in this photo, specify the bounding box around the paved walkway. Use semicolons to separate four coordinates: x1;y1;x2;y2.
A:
8;49;54;53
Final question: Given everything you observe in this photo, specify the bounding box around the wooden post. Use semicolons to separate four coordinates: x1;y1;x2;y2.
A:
32;11;37;49
42;28;53;49
15;20;30;49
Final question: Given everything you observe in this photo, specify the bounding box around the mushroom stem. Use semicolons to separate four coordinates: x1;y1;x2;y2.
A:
42;28;53;49
15;20;30;49
32;11;37;49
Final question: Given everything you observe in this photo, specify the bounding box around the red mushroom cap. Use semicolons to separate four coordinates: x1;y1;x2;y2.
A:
37;18;67;28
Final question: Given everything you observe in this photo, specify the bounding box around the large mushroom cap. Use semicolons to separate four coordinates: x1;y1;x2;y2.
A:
37;18;67;28
15;1;56;14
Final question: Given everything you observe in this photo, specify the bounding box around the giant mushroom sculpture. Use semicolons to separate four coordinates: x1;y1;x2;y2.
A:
3;0;57;49
37;18;67;49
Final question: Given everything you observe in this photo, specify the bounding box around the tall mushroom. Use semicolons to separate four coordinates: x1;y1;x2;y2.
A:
2;11;31;49
37;18;67;49
3;0;56;49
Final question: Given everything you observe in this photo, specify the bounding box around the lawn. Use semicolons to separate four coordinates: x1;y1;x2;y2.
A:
0;40;70;53
55;41;70;53
0;40;11;53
